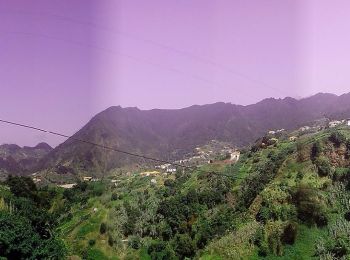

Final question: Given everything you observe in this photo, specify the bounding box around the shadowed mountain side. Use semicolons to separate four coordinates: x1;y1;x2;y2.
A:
36;92;350;175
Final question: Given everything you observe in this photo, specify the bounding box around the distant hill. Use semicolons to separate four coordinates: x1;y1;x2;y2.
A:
0;142;52;178
38;92;350;176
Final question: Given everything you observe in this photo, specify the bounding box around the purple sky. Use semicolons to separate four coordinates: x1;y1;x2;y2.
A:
1;0;350;147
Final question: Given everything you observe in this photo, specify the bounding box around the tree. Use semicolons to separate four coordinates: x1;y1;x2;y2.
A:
0;211;39;259
172;234;196;259
292;186;328;227
311;141;322;161
100;222;107;234
329;131;346;147
6;176;37;200
315;157;333;177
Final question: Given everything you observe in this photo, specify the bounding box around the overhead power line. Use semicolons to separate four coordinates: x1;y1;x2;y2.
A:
0;9;288;96
0;119;191;169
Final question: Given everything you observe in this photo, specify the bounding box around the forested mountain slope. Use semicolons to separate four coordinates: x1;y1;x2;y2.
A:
45;125;350;259
41;93;350;176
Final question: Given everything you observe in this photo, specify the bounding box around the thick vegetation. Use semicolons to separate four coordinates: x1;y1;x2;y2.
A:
1;127;350;259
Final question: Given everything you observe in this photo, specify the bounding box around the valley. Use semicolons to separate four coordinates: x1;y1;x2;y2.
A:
1;121;350;259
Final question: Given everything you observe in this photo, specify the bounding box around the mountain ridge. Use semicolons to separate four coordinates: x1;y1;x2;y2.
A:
36;92;350;176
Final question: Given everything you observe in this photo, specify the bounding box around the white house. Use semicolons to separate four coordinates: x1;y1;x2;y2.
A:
329;120;342;128
160;163;171;170
230;151;240;162
289;136;298;142
347;119;350;126
58;183;77;189
300;126;310;132
166;166;177;173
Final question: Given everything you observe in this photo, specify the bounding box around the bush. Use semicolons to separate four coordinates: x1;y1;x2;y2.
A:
281;222;297;245
88;239;96;246
292;186;328;227
108;235;114;247
296;142;309;162
315;157;333;177
172;234;196;259
111;193;119;201
99;223;107;234
329;131;346;147
128;236;141;250
311;141;322;161
344;212;350;221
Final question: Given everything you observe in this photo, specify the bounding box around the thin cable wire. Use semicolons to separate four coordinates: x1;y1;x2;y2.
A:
0;119;191;169
0;9;288;96
0;30;244;95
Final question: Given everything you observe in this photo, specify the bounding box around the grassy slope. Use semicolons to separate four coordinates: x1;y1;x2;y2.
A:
58;126;350;259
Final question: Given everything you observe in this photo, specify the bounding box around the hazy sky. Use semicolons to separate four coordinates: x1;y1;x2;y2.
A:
0;0;350;146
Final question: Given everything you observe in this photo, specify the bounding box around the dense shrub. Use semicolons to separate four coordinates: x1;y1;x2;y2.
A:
315;157;333;177
111;193;119;201
172;234;196;259
128;236;141;249
0;211;66;259
329;131;346;147
100;222;107;234
292;186;328;227
281;222;297;245
88;239;96;246
311;141;322;161
147;240;176;260
297;142;309;162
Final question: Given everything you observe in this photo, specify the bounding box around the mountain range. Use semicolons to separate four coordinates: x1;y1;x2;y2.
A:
0;142;52;178
1;92;350;177
35;92;350;176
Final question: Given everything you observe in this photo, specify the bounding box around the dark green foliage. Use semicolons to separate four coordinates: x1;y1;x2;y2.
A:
333;168;350;184
344;211;350;221
147;240;177;260
128;235;141;250
100;222;107;234
311;141;322;161
0;211;66;260
329;131;346;147
296;171;303;181
297;142;309;162
6;175;37;200
238;147;293;210
0;176;66;259
254;227;268;257
92;182;104;196
108;234;114;247
256;203;296;223
88;239;96;246
111;192;119;201
314;157;333;177
172;234;196;259
268;230;283;256
345;140;350;158
292;186;328;227
281;222;297;245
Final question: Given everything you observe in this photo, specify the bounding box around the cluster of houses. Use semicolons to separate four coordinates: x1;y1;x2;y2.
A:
83;176;100;182
179;141;240;166
268;129;286;135
155;163;177;173
329;119;350;128
140;170;160;177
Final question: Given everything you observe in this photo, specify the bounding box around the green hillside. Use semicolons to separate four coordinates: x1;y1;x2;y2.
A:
1;126;350;259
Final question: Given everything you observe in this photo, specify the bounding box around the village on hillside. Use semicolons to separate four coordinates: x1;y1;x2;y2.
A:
31;118;350;189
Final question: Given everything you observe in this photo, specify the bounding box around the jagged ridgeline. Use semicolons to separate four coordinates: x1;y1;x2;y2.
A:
39;93;350;177
2;126;349;259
